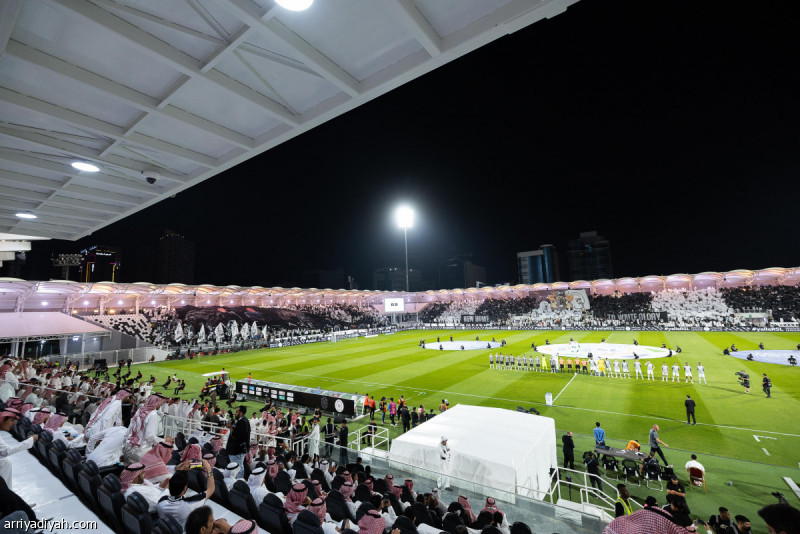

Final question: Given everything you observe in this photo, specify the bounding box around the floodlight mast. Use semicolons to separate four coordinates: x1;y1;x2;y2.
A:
395;206;414;292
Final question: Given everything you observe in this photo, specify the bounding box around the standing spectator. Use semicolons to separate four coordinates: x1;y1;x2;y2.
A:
584;452;602;493
562;431;575;469
400;406;411;433
323;417;336;457
369;396;376;419
649;424;669;465
685;395;696;425
410;407;419;428
762;374;772;398
594;422;606;446
127;358;132;371
379;397;387;424
389;398;397;427
225;406;250;479
614;484;633;517
338;420;349;465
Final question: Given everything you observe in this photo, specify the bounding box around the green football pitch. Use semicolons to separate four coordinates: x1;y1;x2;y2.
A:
133;329;800;529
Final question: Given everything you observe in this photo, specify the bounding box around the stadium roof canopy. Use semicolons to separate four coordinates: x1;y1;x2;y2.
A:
0;0;578;240
1;266;798;312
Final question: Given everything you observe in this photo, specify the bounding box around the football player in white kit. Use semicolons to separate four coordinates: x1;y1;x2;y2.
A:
683;363;693;383
697;362;707;384
613;360;621;378
489;353;494;369
646;361;655;380
661;363;669;381
672;363;681;382
634;360;643;379
621;360;630;378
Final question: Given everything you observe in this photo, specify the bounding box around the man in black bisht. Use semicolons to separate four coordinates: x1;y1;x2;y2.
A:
562;431;575;469
225;405;250;479
338;420;349;465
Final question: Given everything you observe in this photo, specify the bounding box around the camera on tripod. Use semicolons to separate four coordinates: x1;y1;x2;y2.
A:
772;491;789;505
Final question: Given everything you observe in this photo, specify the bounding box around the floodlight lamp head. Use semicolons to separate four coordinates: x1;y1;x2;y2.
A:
275;0;313;11
396;206;414;229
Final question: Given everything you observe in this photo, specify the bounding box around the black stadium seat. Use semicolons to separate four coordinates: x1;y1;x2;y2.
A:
259;493;292;534
62;449;84;490
78;460;104;510
48;439;68;476
310;468;330;492
230;480;259;521
153;516;183;534
121;491;153;534
300;479;317;500
325;490;355;522
211;469;230;507
274;470;292;495
293;510;324;534
35;430;52;461
97;474;126;531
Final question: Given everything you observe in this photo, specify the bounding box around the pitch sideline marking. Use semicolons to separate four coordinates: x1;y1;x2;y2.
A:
552;373;578;404
192;360;800;439
753;435;777;442
763;448;771;456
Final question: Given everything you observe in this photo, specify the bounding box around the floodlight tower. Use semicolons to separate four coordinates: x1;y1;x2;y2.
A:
395;206;414;292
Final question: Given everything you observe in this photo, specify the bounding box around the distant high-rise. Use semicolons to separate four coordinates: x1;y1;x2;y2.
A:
79;245;121;282
438;257;487;289
517;244;560;284
566;231;612;281
156;230;195;284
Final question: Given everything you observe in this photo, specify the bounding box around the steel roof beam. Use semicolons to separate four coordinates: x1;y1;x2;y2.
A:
5;40;255;150
224;0;361;98
47;0;299;126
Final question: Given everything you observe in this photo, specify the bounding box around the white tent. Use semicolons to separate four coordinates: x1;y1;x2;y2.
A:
388;405;557;499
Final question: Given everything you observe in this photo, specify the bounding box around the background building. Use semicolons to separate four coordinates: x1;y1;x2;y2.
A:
373;267;424;291
79;245;121;283
566;231;613;281
439;257;487;289
517;244;560;284
156;230;196;284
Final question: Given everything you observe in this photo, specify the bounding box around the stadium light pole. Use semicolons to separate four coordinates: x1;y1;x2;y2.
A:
395;206;414;292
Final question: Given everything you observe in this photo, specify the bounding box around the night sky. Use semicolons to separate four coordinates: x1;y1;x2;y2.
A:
23;0;800;288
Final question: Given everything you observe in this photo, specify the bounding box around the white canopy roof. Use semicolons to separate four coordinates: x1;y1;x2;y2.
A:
0;311;109;341
389;404;557;499
0;0;579;240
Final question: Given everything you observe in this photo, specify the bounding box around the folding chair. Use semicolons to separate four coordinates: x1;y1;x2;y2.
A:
621;460;640;487
645;463;663;491
602;455;619;481
688;467;706;493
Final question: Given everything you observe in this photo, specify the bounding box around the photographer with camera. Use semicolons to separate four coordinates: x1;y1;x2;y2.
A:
735;370;750;394
762;374;772;398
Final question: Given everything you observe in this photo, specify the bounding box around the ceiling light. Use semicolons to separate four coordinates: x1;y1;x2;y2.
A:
71;161;100;172
275;0;313;10
16;212;37;219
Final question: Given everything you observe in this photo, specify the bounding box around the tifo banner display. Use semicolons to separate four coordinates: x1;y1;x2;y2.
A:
565;289;590;310
462;315;490;324
600;311;669;322
384;297;405;313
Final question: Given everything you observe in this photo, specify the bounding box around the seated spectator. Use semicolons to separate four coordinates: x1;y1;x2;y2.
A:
157;461;215;528
665;475;688;514
625;440;641;452
757;503;800;534
684;454;705;484
707;507;733;534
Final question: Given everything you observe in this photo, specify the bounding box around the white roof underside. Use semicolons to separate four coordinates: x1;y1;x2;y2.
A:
0;0;578;240
0;311;108;338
